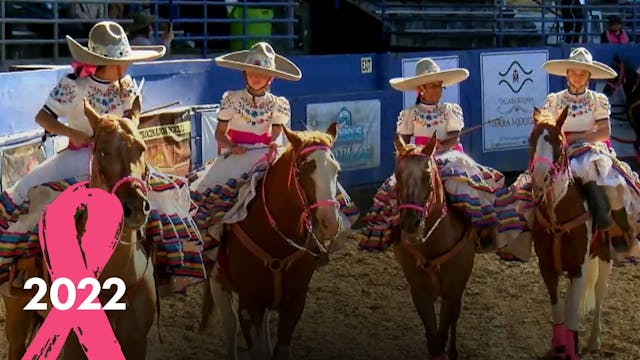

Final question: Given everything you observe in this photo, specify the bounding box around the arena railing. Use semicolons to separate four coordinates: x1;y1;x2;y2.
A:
0;0;298;71
377;0;640;47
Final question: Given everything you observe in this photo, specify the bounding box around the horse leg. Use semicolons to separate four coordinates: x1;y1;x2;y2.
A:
538;261;565;358
210;275;239;360
439;295;462;360
565;265;589;359
3;296;33;360
272;292;308;360
586;258;612;352
237;297;269;360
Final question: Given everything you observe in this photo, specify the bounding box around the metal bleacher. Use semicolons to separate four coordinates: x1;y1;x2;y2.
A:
0;0;299;71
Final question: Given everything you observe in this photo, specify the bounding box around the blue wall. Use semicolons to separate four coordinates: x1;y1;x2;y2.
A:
1;44;638;189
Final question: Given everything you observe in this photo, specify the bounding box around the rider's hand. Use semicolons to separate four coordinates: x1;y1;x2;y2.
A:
230;145;247;155
69;130;91;147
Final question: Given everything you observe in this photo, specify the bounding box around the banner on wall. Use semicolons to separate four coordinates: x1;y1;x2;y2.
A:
401;56;461;110
139;107;192;177
306;100;381;171
1;140;46;190
481;50;549;152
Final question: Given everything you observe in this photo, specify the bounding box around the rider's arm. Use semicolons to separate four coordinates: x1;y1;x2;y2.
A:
271;124;283;142
397;109;414;145
36;109;78;139
567;93;612;144
438;103;464;151
438;131;461;151
214;120;235;149
566;118;611;144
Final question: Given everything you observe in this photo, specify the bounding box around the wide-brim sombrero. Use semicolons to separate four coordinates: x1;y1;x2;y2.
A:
215;42;301;81
389;58;469;91
543;47;617;80
66;21;165;66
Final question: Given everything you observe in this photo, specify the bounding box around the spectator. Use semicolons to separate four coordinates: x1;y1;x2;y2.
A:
560;0;585;43
69;3;105;33
601;15;630;44
128;11;174;50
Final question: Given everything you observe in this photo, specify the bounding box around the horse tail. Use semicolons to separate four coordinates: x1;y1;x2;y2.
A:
198;263;216;333
579;256;599;318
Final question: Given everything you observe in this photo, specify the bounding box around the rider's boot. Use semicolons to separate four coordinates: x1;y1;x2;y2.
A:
583;181;613;231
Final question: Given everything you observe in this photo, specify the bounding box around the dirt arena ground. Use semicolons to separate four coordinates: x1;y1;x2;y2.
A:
1;182;639;359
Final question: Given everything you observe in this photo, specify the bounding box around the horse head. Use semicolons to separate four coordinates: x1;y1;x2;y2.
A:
529;106;569;198
281;122;342;244
84;96;151;229
394;134;444;242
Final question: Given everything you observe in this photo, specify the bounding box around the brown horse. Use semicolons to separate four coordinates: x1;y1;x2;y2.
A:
1;96;157;359
528;107;613;359
392;135;476;360
204;123;343;360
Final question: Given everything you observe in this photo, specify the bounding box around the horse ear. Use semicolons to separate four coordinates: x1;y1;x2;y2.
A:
532;106;541;125
394;133;406;152
556;106;569;130
422;134;438;157
326;121;338;144
282;125;302;149
83;98;101;132
130;95;142;121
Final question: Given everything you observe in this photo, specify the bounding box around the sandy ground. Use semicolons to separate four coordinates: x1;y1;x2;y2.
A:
4;235;638;360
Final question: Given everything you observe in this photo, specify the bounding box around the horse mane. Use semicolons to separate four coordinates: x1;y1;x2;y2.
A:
285;129;334;153
396;144;424;158
93;115;145;150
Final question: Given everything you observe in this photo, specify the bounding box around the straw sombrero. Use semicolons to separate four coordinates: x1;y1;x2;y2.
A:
215;42;301;81
543;47;617;80
66;21;166;66
389;58;469;91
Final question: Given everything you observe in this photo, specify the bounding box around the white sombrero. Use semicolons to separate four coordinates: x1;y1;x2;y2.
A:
214;42;301;81
66;21;166;66
543;47;617;80
389;58;469;91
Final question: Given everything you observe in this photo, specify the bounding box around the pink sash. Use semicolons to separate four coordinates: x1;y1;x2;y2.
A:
227;129;271;145
415;136;464;152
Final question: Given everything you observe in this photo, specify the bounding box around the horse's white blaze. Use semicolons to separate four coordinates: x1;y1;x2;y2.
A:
531;128;554;189
308;150;341;238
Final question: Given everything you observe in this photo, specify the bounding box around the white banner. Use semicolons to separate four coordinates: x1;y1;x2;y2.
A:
306;100;381;171
401;56;461;110
481;50;549;152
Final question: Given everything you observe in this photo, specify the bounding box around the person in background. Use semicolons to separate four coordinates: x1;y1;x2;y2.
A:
560;0;585;43
601;15;630;44
128;11;174;51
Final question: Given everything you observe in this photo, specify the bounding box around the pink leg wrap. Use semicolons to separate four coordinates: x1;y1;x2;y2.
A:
551;323;567;356
564;328;580;360
430;356;447;360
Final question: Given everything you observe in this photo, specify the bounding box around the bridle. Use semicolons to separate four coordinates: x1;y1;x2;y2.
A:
528;128;572;199
261;144;341;257
396;151;448;243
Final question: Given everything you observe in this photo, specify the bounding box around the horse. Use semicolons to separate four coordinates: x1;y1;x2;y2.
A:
527;106;614;359
201;122;343;360
1;96;157;359
392;135;476;360
603;53;640;156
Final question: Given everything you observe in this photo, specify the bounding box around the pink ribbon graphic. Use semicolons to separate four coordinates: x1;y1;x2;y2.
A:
23;182;126;359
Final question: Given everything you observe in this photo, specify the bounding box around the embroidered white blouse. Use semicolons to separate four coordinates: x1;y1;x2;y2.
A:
541;89;611;133
43;74;140;136
396;102;464;141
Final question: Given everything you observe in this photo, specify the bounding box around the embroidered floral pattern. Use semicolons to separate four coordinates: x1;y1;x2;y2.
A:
49;80;77;105
86;78;137;114
410;104;446;128
219;90;290;127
